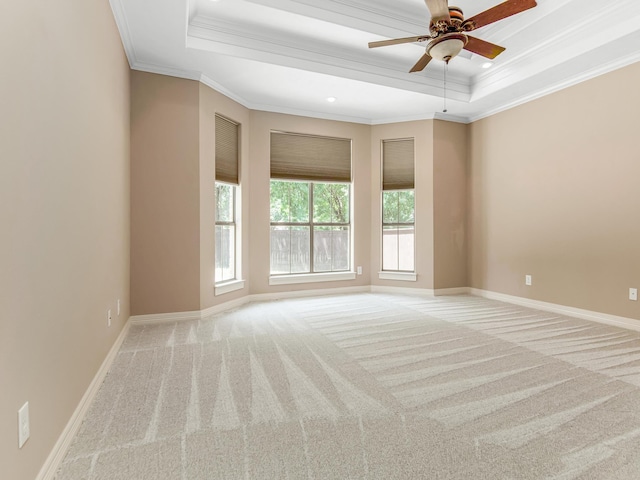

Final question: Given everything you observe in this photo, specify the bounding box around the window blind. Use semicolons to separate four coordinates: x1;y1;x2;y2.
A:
270;131;352;183
215;114;239;185
382;138;414;190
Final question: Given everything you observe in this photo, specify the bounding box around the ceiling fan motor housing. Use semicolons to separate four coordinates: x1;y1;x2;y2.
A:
431;6;465;35
448;6;464;25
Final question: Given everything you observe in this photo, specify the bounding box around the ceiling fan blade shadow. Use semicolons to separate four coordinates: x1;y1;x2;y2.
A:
424;0;450;22
464;0;536;31
463;36;505;59
409;53;433;73
369;35;431;49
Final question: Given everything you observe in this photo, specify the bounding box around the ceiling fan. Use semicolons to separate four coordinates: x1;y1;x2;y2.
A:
369;0;537;72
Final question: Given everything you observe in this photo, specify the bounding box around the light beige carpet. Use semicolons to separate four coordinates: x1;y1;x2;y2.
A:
56;293;640;479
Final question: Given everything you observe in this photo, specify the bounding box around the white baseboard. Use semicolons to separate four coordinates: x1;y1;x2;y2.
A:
470;288;640;333
251;285;370;302
129;309;202;325
201;296;251;318
371;285;435;296
434;287;470;296
130;286;371;325
36;319;132;480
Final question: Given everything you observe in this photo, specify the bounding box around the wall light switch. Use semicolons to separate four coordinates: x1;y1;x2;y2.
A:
630;288;638;301
18;402;30;448
525;275;532;286
107;309;112;327
357;266;362;275
117;299;121;316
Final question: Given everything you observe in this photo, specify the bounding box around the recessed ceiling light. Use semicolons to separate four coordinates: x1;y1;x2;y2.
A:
326;97;337;103
481;62;493;69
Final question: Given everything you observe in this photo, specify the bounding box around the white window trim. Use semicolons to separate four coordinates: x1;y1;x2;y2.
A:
215;182;242;286
215;279;245;296
270;271;356;286
378;271;417;282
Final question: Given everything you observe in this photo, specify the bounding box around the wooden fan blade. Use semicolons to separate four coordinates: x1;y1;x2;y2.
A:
368;35;431;49
464;0;536;31
424;0;450;22
409;53;433;73
464;35;505;59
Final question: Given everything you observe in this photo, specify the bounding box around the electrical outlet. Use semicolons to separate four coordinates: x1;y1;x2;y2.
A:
117;299;121;316
18;402;30;448
357;266;362;275
107;309;112;327
525;275;532;286
630;288;638;301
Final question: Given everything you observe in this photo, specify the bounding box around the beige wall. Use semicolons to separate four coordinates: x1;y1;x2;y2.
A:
468;62;640;320
371;121;435;289
130;72;201;315
0;1;130;478
249;111;372;293
433;120;468;289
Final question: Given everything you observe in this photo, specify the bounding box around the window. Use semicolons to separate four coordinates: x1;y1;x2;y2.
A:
215;114;240;287
270;181;350;275
382;190;415;271
215;182;236;282
269;131;352;279
381;138;415;273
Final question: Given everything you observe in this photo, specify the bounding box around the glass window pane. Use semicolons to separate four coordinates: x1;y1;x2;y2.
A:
270;225;291;274
215;225;235;282
331;184;350;223
313;226;350;272
313;183;332;224
216;183;233;222
332;226;349;271
290;226;310;273
313;226;331;272
382;226;398;271
270;180;290;223
382;191;399;224
270;226;310;274
398;226;415;271
290;182;310;223
398;190;415;223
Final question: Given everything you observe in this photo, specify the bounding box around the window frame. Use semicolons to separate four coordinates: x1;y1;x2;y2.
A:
215;181;238;285
381;188;416;274
269;179;352;276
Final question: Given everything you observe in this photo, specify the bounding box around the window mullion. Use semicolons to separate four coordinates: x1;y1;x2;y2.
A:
309;183;314;274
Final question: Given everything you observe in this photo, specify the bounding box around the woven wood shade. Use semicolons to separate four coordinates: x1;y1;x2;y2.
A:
270;132;351;182
382;138;414;190
215;115;239;185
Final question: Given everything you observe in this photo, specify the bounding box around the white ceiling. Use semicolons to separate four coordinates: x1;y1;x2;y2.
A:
111;0;640;124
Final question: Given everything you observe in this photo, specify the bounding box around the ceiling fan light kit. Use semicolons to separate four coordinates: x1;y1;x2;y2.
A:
426;33;467;63
368;0;538;72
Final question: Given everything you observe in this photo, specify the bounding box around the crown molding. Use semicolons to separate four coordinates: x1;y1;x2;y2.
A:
243;0;430;35
187;16;471;101
199;74;253;110
132;61;202;82
468;50;640;123
109;0;137;66
473;0;640;100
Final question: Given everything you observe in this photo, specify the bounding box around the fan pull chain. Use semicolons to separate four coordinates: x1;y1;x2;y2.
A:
443;61;448;113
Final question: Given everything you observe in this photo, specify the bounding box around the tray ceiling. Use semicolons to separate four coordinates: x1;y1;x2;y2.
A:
111;0;640;124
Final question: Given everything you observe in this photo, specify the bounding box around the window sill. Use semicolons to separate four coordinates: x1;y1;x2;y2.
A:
269;271;356;286
378;271;417;282
215;279;245;296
